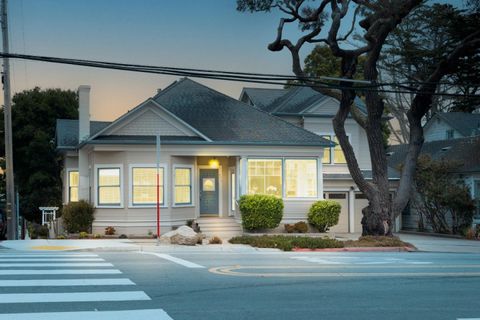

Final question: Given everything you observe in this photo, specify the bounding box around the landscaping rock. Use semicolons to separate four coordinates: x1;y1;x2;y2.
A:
160;226;200;245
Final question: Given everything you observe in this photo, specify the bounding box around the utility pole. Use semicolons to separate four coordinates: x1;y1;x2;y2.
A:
1;0;17;240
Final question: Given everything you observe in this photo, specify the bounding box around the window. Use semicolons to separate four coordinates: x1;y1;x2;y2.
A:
321;134;347;164
333;136;347;164
98;168;121;206
285;159;317;197
68;171;79;202
174;167;192;205
247;159;282;197
446;129;454;140
321;135;331;164
132;167;164;206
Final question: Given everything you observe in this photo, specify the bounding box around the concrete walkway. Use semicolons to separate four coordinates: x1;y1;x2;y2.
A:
1;233;479;253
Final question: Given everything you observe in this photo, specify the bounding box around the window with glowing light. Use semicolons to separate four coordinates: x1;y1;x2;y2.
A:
132;167;164;206
285;159;317;198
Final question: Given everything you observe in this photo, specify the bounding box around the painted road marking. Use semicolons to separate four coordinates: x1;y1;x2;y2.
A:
0;309;173;320
0;262;113;267
0;254;99;257
209;265;480;277
0;291;151;304
0;278;135;287
0;269;122;275
140;252;205;268
0;258;105;262
291;256;433;265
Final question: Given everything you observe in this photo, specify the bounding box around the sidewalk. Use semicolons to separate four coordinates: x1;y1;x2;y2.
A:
396;233;480;253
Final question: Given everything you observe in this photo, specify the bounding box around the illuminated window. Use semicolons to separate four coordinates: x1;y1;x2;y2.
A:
247;159;282;197
285;159;317;198
132;167;164;206
321;136;331;164
68;171;79;202
98;168;121;206
174;167;192;205
333;136;347;164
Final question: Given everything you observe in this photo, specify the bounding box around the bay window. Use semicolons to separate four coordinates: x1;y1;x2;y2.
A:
68;170;79;202
174;167;192;205
247;159;282;197
285;159;317;198
132;167;164;206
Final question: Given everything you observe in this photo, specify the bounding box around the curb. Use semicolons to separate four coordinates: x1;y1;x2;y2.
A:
292;246;416;252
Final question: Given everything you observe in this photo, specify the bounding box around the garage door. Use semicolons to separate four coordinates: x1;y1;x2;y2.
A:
324;192;349;233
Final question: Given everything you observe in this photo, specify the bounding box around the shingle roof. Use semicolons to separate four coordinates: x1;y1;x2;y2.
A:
56;78;332;149
435;112;480;137
56;119;110;149
388;136;480;174
241;87;288;111
241;86;367;116
152;78;332;146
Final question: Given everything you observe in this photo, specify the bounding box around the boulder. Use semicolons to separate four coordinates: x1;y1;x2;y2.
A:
160;226;200;245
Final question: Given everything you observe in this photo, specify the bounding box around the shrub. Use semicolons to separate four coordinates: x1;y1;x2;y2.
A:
62;200;95;233
294;221;309;233
94;233;102;239
38;225;49;239
79;231;89;239
105;226;116;236
308;200;341;232
284;224;295;233
239;194;283;230
229;235;343;251
119;234;128;239
56;235;66;239
209;236;222;244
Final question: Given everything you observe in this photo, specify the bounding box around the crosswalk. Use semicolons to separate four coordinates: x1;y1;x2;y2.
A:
0;250;173;319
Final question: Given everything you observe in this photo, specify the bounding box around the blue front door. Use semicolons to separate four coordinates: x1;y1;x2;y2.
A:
200;169;219;215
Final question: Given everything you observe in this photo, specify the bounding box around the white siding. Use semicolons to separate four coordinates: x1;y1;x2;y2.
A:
424;118;462;142
302;117;371;171
304;97;341;115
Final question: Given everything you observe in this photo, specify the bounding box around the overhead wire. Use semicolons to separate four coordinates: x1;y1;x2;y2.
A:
0;52;479;98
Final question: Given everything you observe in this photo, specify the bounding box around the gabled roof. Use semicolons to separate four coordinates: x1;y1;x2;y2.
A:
150;78;332;146
431;112;480;137
240;86;367;116
56;78;333;149
387;136;480;174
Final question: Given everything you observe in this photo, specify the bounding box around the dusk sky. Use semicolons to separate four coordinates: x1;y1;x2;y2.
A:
3;0;463;120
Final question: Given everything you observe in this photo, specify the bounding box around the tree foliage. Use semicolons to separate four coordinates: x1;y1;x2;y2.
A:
0;88;78;221
412;156;475;234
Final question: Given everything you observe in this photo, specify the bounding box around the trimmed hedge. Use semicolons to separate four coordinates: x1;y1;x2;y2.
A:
229;235;344;251
239;194;284;230
62;200;95;233
308;200;341;232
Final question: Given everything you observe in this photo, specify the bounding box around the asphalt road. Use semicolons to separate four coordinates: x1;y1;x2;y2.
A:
0;248;479;320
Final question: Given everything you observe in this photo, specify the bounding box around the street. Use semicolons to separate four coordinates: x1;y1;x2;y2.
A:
0;247;479;320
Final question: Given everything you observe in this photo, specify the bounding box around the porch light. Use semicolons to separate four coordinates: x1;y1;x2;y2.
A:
209;158;219;169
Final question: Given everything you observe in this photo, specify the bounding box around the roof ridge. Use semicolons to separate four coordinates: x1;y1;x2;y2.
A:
269;87;302;113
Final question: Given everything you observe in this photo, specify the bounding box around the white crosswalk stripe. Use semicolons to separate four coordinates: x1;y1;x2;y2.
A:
0;251;174;319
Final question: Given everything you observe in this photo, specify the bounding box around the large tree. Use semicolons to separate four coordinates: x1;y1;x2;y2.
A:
238;0;480;235
0;88;78;221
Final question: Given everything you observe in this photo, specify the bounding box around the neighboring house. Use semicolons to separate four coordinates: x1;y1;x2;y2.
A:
424;112;480;142
240;86;400;233
56;78;334;236
388;136;480;230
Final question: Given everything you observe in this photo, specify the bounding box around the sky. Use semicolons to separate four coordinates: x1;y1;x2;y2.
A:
2;0;464;121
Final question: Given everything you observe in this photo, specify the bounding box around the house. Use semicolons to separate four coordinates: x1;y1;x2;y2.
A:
56;78;335;237
423;112;480;142
388;135;480;231
240;86;400;233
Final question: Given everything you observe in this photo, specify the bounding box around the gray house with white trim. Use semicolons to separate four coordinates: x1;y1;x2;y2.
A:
57;78;335;236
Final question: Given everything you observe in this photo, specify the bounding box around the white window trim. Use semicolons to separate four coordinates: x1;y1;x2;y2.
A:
173;164;195;207
316;132;351;165
94;164;124;208
228;166;236;216
66;168;79;203
246;157;319;200
128;163;168;208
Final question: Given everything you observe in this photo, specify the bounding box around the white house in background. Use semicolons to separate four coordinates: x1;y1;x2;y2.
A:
56;78;334;237
240;86;401;233
423;112;480;142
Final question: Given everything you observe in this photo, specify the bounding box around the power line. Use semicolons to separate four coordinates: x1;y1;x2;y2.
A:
0;52;479;98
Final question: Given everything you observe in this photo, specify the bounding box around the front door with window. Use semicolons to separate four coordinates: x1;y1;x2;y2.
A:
199;169;219;215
